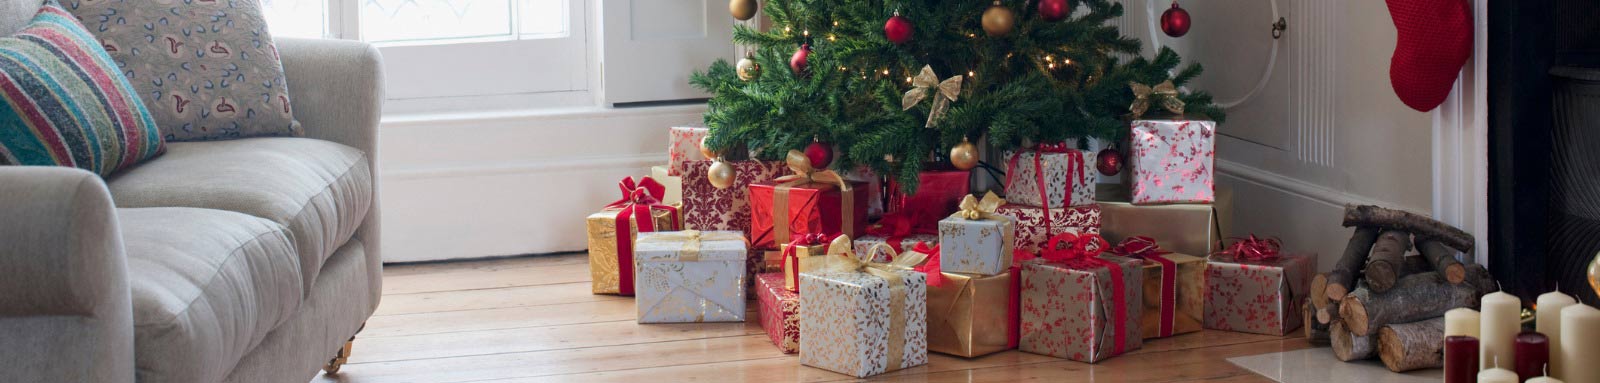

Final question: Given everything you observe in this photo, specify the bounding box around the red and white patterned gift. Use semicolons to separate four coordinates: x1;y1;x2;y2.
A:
666;125;709;176
680;160;788;235
996;203;1101;254
1018;233;1143;363
1004;146;1096;209
1130;120;1216;205
755;273;800;354
1203;236;1317;336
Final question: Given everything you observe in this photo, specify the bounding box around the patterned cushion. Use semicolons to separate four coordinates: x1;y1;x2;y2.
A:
0;1;163;177
67;0;300;141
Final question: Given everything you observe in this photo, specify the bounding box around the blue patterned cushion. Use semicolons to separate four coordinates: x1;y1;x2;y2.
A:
0;0;163;176
67;0;300;141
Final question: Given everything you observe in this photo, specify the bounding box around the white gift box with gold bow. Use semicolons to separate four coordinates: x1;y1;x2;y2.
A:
799;239;929;378
938;193;1017;276
633;231;749;323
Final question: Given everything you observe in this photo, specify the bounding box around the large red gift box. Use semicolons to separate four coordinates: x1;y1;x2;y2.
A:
748;180;868;249
755;273;800;354
886;169;972;232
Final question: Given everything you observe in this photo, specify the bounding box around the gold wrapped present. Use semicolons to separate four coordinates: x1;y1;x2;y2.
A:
586;177;681;295
1097;184;1221;257
928;271;1016;357
1109;236;1206;339
779;234;832;292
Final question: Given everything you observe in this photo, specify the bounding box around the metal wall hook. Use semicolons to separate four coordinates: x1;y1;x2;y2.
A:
1272;17;1287;39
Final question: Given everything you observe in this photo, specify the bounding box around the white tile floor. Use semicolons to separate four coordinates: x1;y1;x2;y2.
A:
1228;348;1441;383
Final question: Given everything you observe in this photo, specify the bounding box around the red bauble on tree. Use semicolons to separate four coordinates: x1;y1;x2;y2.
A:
1096;147;1123;176
1160;1;1191;37
804;141;834;169
790;43;811;75
1038;0;1071;22
884;12;913;44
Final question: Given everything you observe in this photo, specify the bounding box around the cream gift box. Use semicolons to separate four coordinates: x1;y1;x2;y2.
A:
633;231;748;323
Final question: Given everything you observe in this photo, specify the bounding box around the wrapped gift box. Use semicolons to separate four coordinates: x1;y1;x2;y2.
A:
755;273;800;354
937;194;1017;276
748;180;868;250
852;234;938;263
928;271;1017;358
633;231;748;323
1132;251;1205;339
886;168;972;231
1204;251;1316;336
681;160;788;234
666;125;708;176
586;178;681;296
1020;248;1143;363
1097;184;1222;257
650;165;683;206
995;204;1101;253
779;237;831;292
799;263;929;378
1130;120;1216;205
1004;148;1096;209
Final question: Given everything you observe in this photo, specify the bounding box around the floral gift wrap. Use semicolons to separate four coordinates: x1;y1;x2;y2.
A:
1019;233;1143;363
586;177;681;296
1203;236;1316;336
1130;119;1217;205
681;160;788;234
1004;145;1096;209
666;125;708;176
755;273;800;354
1108;237;1205;339
633;231;749;323
799;241;930;378
937;193;1017;276
995;203;1101;254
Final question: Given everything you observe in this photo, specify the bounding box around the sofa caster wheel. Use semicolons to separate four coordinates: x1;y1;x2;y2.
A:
322;339;353;374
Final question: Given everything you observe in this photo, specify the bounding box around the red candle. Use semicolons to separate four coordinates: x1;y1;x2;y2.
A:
1516;331;1551;381
1445;335;1479;383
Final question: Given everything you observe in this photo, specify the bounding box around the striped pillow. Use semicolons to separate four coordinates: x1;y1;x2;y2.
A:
0;1;162;177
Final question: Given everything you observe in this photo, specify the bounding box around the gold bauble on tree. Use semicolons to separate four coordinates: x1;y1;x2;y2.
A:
707;160;737;189
982;0;1016;37
736;52;761;81
729;0;759;21
699;136;720;159
950;138;979;170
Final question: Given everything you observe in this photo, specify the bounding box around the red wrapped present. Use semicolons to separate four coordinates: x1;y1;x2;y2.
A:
681;160;788;235
1004;144;1096;209
996;203;1101;253
1203;235;1317;336
886;168;972;232
1019;233;1143;363
1130;120;1216;205
748;151;867;249
666;125;708;176
755;272;800;354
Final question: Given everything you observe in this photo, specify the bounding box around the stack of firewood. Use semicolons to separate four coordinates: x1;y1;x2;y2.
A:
1305;205;1497;373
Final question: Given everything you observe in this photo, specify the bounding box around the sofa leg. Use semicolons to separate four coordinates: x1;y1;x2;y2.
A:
322;323;365;375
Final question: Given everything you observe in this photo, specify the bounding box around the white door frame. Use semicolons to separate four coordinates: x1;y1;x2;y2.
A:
1431;0;1489;264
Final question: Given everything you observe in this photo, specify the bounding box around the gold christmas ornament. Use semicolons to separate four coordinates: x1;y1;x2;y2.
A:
1589;251;1599;299
729;0;759;21
736;53;762;81
902;65;963;128
699;136;719;159
982;1;1016;37
1128;80;1186;119
950;138;979;170
707;160;736;189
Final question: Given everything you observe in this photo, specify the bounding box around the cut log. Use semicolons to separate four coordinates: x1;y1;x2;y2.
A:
1311;273;1330;310
1416;238;1467;285
1464;263;1498;298
1326;226;1381;301
1378;317;1447;372
1363;230;1414;293
1305;300;1330;345
1342;204;1474;253
1331;321;1376;361
1318;300;1339;325
1340;273;1479;336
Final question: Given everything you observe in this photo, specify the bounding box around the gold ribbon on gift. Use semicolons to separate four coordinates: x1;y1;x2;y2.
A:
771;150;856;245
946;191;1017;277
1128;80;1186;119
901;65;963;128
634;230;746;262
816;235;928;371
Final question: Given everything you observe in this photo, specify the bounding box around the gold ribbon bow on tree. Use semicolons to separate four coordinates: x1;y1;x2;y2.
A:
902;65;963;128
954;192;1006;221
1128;80;1186;119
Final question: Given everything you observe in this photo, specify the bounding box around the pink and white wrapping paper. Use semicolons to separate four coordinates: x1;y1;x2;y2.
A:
667;125;709;176
1203;252;1317;336
1130;120;1216;205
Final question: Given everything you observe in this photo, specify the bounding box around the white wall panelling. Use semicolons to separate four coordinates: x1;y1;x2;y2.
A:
1430;0;1489;264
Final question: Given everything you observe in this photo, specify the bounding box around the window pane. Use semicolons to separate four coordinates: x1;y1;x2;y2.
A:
261;0;327;39
519;0;566;37
361;0;513;43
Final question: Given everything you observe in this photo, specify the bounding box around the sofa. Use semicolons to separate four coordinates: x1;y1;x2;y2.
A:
0;2;385;382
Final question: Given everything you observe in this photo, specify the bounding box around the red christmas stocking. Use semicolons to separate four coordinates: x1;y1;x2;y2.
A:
1387;0;1472;112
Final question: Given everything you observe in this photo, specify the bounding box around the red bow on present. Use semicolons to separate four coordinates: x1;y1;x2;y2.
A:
1004;143;1087;240
782;233;835;293
604;176;681;296
1216;234;1283;262
1040;232;1129;356
908;242;944;287
1111;236;1180;338
865;213;920;256
1035;142;1074;153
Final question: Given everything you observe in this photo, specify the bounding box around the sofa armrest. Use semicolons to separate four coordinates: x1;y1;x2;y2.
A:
277;37;385;157
0;167;133;382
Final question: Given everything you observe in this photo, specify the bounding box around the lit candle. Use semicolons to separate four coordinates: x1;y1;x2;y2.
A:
1445;308;1480;337
1560;304;1600;383
1515;331;1550;381
1537;290;1576;378
1480;291;1520;371
1444;335;1479;383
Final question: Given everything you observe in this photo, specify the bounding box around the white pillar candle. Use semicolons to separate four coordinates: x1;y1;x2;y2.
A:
1477;367;1517;383
1537;291;1576;379
1480;291;1520;372
1528;377;1567;383
1560;304;1600;383
1445;308;1480;337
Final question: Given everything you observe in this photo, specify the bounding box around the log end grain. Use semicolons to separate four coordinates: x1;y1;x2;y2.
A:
1342;296;1370;336
1311;273;1330;309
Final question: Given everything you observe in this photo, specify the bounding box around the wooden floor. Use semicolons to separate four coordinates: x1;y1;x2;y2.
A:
312;253;1313;383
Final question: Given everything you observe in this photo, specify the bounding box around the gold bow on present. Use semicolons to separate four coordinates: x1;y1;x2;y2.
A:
775;150;850;191
954;192;1006;221
902;65;963;128
814;234;929;370
769;150;857;246
1129;80;1186;119
635;230;746;262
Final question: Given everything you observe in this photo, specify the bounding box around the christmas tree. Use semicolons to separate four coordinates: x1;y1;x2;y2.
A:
691;0;1224;191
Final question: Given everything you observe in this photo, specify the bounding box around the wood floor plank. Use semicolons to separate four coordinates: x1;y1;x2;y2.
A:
372;282;623;316
351;316;765;363
360;299;638;338
383;262;592;295
315;335;787;383
382;253;588;278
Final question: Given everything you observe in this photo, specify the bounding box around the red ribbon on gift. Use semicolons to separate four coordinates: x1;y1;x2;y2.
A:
865;212;937;257
603;177;681;295
782;233;834;293
1041;232;1129;356
908;242;944;287
1005;144;1086;240
1008;249;1039;349
1216;234;1283;262
1111;236;1178;338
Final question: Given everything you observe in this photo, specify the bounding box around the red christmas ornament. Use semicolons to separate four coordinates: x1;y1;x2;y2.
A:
804;141;834;169
1160;1;1191;37
1096;147;1123;176
884;12;913;44
790;43;811;75
1038;0;1071;22
1387;0;1472;112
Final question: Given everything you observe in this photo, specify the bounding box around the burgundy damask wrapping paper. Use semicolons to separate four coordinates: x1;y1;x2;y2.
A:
680;160;787;236
755;273;800;354
1019;255;1144;363
995;204;1102;253
1203;253;1317;336
1130;120;1217;205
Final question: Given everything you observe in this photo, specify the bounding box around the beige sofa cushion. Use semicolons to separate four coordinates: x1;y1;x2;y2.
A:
107;138;372;293
120;208;302;383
